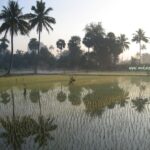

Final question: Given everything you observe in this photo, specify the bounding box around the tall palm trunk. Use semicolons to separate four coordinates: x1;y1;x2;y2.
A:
139;42;141;65
38;90;42;116
38;31;41;55
35;31;41;74
7;30;14;75
86;47;90;72
11;89;15;120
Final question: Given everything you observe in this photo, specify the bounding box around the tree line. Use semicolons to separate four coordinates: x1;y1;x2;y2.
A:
0;0;149;74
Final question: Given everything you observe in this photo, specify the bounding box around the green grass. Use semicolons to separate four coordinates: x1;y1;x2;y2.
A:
0;74;150;90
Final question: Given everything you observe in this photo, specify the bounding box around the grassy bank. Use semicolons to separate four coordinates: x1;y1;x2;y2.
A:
0;74;150;90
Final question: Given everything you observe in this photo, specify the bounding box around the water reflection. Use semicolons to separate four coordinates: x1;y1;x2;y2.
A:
30;88;57;149
83;83;128;116
132;83;148;113
0;88;57;150
0;91;11;104
32;116;57;149
57;83;66;102
23;85;27;100
68;85;81;106
0;77;150;149
0;89;33;150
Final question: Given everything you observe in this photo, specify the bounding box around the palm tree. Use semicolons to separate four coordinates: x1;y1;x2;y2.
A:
118;34;130;62
83;33;94;71
28;0;56;73
132;29;149;64
56;39;66;51
0;1;30;75
28;38;39;73
118;34;130;51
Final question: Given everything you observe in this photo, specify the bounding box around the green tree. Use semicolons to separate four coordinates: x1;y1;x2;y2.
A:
39;46;56;69
84;22;105;38
118;34;130;51
56;39;66;51
28;38;39;72
0;1;30;75
28;38;39;54
83;33;94;52
118;34;130;61
0;37;9;55
83;22;107;69
82;32;94;70
28;0;56;73
132;29;149;64
84;24;125;69
68;36;82;68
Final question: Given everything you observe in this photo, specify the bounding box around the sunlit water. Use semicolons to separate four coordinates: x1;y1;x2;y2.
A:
0;77;150;150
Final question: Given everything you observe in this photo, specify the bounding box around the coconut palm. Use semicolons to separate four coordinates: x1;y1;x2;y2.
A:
118;34;130;51
28;0;56;73
0;1;30;75
132;29;149;64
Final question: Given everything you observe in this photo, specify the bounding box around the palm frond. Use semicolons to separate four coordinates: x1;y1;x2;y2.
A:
0;23;9;34
44;7;53;15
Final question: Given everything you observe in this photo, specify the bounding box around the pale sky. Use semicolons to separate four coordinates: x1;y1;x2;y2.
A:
0;0;150;60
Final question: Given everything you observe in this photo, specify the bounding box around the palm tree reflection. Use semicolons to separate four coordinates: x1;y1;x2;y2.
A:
30;89;57;149
68;85;81;105
57;83;66;102
132;84;148;113
0;88;57;150
32;117;57;148
0;91;11;104
0;89;34;150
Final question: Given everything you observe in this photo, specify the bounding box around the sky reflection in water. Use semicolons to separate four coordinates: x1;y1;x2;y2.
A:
0;77;150;150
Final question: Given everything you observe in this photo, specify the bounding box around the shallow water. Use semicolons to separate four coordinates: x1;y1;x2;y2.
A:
0;77;150;150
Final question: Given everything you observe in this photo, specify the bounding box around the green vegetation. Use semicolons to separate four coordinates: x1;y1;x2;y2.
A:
0;1;30;75
132;29;149;64
0;74;149;90
0;88;57;149
28;0;56;73
0;1;149;73
83;83;128;116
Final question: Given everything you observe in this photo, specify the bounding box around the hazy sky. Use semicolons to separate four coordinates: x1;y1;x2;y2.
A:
0;0;150;59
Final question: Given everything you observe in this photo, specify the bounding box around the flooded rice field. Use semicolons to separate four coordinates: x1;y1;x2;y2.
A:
0;76;150;150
